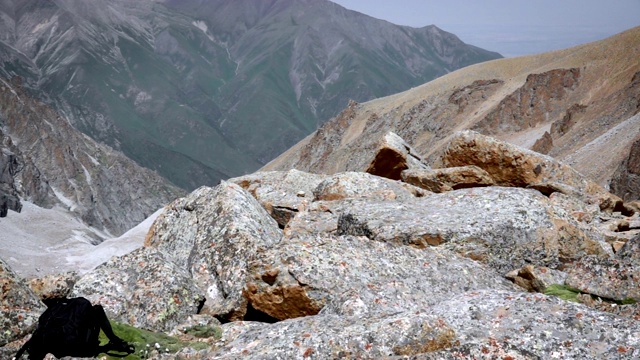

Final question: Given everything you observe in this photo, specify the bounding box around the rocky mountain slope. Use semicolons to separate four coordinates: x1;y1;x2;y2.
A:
2;131;640;359
264;26;640;201
0;0;501;189
0;76;182;236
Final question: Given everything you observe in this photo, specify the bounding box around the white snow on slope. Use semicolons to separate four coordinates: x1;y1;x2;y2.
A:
0;202;163;278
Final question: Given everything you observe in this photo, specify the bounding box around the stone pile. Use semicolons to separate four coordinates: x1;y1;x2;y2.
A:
2;131;640;359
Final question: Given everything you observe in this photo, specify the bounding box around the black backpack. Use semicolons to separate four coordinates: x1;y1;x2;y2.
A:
15;297;134;359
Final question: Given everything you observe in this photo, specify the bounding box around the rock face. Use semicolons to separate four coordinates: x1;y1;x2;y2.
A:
611;134;640;201
0;127;53;217
0;79;183;235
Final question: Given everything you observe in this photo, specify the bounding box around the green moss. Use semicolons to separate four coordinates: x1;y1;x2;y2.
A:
544;284;638;306
184;324;223;339
544;284;582;303
98;321;212;360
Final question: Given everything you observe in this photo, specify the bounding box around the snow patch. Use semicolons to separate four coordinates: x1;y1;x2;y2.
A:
52;187;76;211
0;201;165;277
81;164;92;185
192;20;208;33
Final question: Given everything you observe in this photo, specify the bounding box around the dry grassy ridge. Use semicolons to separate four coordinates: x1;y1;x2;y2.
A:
264;26;640;196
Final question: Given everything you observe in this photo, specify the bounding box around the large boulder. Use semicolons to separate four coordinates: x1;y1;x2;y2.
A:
70;248;204;332
229;169;327;227
365;131;429;180
564;234;640;302
336;186;611;274
243;233;516;320
0;258;44;346
424;290;640;359
207;311;456;359
313;171;427;201
440;130;626;213
145;182;282;320
401;165;495;193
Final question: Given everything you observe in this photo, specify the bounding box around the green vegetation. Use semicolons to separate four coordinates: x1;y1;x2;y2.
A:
544;284;638;305
98;321;215;360
543;284;582;303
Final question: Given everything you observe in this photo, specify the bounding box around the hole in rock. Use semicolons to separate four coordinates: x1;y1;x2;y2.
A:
243;303;280;323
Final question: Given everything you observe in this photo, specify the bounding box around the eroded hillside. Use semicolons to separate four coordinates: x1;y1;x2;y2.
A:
264;27;640;200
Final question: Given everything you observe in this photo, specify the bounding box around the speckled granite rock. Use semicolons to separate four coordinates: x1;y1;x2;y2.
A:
0;258;44;346
229;169;327;227
244;233;517;320
145;182;283;320
313;171;428;201
424;290;640;359
402;166;495;193
70;247;204;332
154;311;457;359
565;235;640;302
441;130;626;213
27;271;79;300
337;186;610;274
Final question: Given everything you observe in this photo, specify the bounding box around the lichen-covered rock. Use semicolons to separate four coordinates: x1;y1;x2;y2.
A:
145;182;282;320
70;248;204;332
27;271;79;300
0;258;44;346
441;130;626;213
425;290;640;359
565;235;640;302
244;233;516;320
229;169;327;227
337;186;610;273
366;131;429;180
401;166;495;193
209;311;456;359
313;171;427;201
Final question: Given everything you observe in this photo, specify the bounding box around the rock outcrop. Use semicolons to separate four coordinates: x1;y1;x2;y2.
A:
145;183;283;321
440;130;627;213
0;258;44;347
0;79;183;235
611;134;640;202
4;131;640;359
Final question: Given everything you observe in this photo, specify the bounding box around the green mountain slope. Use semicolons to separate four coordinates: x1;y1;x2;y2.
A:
0;0;501;189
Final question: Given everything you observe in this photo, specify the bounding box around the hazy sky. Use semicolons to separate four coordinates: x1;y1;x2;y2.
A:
330;0;640;57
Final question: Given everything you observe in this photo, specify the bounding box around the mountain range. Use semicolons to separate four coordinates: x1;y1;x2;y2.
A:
0;0;501;190
2;4;640;359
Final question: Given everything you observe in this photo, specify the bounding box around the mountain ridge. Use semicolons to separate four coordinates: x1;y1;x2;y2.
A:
264;26;640;200
0;0;501;189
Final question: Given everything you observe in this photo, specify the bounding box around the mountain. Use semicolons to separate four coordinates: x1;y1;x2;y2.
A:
0;0;501;190
0;76;182;236
264;26;640;201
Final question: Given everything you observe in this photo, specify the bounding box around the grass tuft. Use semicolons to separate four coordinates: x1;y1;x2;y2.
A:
99;321;213;359
544;284;582;303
